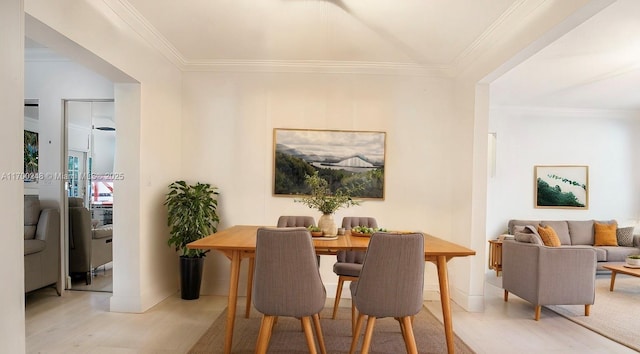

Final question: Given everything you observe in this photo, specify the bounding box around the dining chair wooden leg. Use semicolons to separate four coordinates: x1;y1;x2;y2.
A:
351;301;357;336
360;316;377;354
400;316;418;354
255;315;275;354
396;317;406;341
349;313;366;354
301;316;318;354
245;257;255;318
312;313;327;354
332;276;345;319
504;289;509;301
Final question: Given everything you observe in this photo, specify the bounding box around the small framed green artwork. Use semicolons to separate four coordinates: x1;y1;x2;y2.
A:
24;130;39;182
534;165;588;209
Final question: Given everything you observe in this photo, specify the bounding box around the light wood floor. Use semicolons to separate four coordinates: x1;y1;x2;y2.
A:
26;274;636;354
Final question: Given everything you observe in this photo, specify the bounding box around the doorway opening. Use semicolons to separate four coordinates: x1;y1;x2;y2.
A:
65;99;115;292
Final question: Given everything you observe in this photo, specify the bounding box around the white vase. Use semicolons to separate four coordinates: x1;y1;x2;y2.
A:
318;213;337;236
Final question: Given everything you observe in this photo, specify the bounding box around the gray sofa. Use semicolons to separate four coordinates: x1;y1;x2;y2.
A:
24;195;60;293
68;197;113;284
507;219;640;270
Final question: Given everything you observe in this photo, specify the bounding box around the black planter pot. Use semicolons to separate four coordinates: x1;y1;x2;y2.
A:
180;256;204;300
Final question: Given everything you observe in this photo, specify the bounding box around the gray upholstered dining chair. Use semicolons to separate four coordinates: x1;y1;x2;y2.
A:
245;215;318;318
331;216;378;319
277;215;316;228
253;227;327;354
349;232;425;354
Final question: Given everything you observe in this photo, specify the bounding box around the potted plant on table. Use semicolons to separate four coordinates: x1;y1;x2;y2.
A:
295;171;361;235
165;180;220;300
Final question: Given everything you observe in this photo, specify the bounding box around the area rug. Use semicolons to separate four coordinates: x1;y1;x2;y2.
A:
547;275;640;352
189;306;474;353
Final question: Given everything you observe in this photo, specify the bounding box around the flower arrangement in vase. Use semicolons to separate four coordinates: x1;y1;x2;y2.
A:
295;171;361;235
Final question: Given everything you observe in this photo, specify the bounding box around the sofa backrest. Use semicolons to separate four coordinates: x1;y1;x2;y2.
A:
508;219;618;246
24;195;40;240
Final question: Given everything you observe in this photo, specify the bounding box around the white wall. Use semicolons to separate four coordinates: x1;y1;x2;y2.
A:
25;0;183;314
487;107;640;240
0;1;25;352
181;71;457;298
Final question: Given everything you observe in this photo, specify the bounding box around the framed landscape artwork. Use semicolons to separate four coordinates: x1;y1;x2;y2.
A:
273;128;386;199
534;165;588;209
24;130;39;182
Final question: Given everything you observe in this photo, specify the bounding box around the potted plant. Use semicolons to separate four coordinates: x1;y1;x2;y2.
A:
295;171;361;235
307;225;323;237
165;180;220;300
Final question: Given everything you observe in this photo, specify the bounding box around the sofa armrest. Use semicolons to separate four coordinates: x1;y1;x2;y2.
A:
502;241;540;304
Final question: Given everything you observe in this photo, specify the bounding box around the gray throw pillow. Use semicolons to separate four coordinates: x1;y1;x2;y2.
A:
514;231;543;245
617;226;634;247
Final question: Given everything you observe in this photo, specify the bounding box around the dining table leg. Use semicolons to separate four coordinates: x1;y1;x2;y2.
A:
224;250;242;354
436;255;455;354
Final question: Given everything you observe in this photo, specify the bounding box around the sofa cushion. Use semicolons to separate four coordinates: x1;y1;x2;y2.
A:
616;226;634;247
599;246;639;262
541;221;570;245
594;222;618;246
593;247;607;261
24;239;46;256
24;196;40;240
537;225;561;247
567;220;594;245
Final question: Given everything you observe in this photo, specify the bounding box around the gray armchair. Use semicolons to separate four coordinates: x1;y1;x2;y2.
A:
349;232;425;354
502;240;597;320
253;227;327;354
24;195;61;294
331;216;377;319
68;197;112;285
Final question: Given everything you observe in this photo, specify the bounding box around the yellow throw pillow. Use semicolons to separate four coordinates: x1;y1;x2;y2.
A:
537;225;561;247
594;222;618;246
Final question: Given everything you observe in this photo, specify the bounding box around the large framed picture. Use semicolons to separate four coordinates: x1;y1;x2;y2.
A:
534;165;588;209
273;128;386;199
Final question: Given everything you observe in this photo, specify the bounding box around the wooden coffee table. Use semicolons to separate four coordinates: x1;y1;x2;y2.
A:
602;264;640;291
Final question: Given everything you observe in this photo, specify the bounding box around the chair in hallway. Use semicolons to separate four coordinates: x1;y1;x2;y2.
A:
253;227;327;354
349;232;425;354
331;216;378;319
68;197;113;285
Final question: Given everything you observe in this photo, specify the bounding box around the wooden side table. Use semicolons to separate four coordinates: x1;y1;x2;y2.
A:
488;239;503;276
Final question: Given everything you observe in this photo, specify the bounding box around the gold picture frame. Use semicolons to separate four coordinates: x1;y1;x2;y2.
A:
534;165;588;209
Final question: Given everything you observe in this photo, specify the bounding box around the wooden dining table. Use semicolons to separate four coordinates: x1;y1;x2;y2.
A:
187;225;476;354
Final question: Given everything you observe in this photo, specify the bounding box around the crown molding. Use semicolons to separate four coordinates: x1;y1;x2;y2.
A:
451;0;533;72
105;0;187;69
182;59;456;77
490;105;640;119
110;0;457;76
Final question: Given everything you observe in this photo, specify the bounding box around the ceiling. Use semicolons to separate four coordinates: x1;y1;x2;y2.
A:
25;0;640;111
124;0;517;70
490;0;640;110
